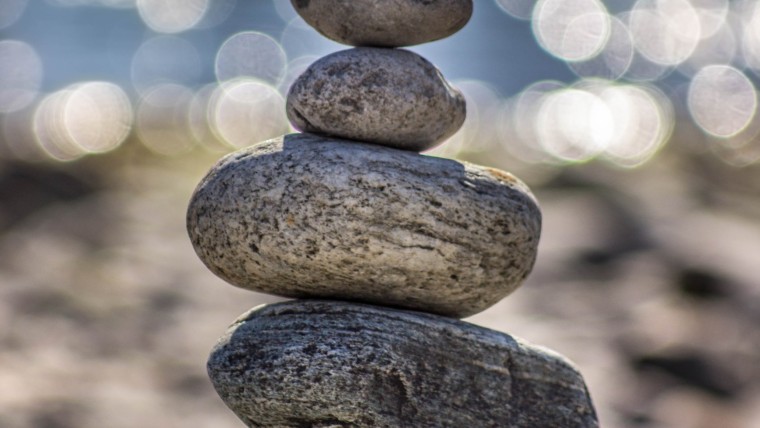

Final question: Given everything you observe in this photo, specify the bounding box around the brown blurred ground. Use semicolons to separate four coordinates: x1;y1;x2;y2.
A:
0;126;759;428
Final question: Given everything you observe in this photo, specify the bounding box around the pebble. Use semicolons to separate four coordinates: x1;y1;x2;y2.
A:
286;48;466;152
208;300;599;427
291;0;474;47
186;133;541;318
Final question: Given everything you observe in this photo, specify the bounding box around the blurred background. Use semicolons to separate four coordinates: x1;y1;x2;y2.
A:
0;0;759;426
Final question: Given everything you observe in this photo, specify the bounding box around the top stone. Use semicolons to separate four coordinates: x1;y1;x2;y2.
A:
290;0;474;47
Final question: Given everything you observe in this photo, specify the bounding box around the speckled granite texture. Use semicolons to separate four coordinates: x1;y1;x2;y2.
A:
290;0;473;47
186;133;541;318
286;48;466;152
208;300;599;427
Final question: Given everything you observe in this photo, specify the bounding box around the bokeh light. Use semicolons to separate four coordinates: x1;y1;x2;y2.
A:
53;0;137;7
0;40;43;114
194;0;236;30
536;85;614;162
709;106;760;166
678;22;736;77
33;89;88;162
532;0;611;62
210;79;289;148
0;0;28;29
0;0;758;169
1;105;47;161
136;0;209;34
2;3;760;428
569;16;634;80
428;80;502;159
188;83;228;153
597;83;672;167
494;0;534;21
692;0;730;40
130;35;202;95
496;78;673;168
688;65;757;138
63;81;133;154
30;82;134;161
273;0;298;23
503;80;564;164
628;0;701;66
136;83;196;156
215;32;287;85
280;16;343;61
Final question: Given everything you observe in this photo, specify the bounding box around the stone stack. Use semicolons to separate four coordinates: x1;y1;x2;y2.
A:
187;1;598;426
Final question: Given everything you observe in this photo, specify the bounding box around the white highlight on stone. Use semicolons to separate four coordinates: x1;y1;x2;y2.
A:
688;65;757;138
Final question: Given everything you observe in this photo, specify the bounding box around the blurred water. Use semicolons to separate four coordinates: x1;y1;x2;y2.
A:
2;1;569;95
2;0;758;167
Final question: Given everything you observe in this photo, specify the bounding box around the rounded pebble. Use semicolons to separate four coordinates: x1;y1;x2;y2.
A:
187;133;541;318
208;300;599;427
286;48;466;152
290;0;474;47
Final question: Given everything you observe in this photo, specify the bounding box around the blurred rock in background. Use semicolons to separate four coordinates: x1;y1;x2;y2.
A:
0;0;759;427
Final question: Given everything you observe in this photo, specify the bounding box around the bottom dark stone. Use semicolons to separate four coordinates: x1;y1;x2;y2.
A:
207;300;598;427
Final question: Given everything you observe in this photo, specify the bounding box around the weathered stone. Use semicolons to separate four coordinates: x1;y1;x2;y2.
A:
286;48;466;152
186;133;541;318
208;300;599;427
290;0;473;47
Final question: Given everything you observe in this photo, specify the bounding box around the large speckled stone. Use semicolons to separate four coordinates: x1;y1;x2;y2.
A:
187;133;541;318
208;300;599;427
290;0;473;47
286;48;465;152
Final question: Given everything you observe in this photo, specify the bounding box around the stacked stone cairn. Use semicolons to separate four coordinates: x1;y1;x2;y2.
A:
187;1;598;426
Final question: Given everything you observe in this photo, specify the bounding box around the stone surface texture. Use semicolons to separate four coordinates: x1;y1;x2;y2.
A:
286;48;466;152
290;0;473;47
208;300;599;428
186;133;541;318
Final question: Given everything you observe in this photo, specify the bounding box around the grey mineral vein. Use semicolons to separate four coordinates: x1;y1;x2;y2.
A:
286;48;466;152
290;0;473;47
208;300;599;427
186;133;541;318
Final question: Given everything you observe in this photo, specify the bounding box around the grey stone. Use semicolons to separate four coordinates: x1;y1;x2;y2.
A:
290;0;473;47
187;133;541;318
286;48;466;152
208;300;599;427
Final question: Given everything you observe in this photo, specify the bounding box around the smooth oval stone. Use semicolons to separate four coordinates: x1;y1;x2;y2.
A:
290;0;473;47
187;133;541;318
286;48;466;152
208;300;599;427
